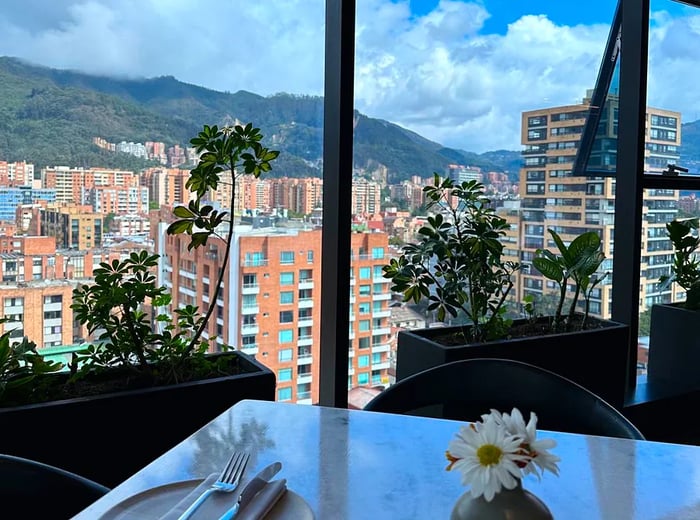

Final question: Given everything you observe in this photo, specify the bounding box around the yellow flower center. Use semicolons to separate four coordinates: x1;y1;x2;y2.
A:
476;444;503;466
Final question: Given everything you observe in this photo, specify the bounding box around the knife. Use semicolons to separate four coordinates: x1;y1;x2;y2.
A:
218;461;282;520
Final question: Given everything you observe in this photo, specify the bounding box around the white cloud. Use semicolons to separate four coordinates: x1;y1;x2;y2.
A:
354;2;611;151
648;11;700;122
0;1;698;152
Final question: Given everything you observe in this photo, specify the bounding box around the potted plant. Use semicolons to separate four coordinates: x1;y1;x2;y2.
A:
647;217;700;390
384;174;630;408
0;123;278;487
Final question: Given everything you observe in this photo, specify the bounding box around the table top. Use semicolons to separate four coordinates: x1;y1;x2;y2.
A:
75;399;700;519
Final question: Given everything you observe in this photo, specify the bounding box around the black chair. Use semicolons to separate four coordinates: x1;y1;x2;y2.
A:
364;358;645;440
0;454;110;519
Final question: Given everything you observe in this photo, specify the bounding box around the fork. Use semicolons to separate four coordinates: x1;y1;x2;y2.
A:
177;451;250;520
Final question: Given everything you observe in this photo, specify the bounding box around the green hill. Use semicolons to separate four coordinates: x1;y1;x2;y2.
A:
0;56;521;181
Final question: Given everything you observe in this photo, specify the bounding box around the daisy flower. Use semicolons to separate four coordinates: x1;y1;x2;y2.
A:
445;416;528;501
446;408;560;501
491;408;561;478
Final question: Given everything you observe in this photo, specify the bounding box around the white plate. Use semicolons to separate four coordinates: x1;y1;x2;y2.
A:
99;478;314;520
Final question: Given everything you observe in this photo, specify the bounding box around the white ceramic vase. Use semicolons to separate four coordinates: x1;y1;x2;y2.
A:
450;480;553;520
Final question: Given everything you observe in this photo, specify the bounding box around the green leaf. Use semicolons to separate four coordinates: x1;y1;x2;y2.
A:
172;205;195;218
532;257;564;282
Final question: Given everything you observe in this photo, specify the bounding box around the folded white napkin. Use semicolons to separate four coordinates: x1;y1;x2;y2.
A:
159;473;288;520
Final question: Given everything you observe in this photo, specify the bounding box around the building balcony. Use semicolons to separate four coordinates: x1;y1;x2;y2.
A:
241;324;259;335
297;335;313;347
179;287;196;298
372;361;391;370
372;293;392;301
241;283;260;295
372;277;390;284
298;298;314;309
371;343;390;354
243;259;269;267
297;374;313;385
348;348;355;358
178;269;196;280
372;327;392;336
239;345;259;356
298;318;313;328
43;302;62;312
297;355;313;365
298;280;314;290
241;305;259;315
372;309;392;318
297;392;312;401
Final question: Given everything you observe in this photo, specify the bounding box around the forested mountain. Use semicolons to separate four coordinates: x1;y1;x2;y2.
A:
0;56;522;182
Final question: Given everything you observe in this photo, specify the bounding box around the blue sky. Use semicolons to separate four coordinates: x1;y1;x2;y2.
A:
0;0;699;152
410;0;618;30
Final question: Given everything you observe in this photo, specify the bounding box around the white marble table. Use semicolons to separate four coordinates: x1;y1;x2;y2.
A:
75;399;700;519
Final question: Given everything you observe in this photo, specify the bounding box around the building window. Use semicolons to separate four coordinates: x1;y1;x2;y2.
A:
279;329;294;343
359;267;371;279
279;311;294;323
359;320;370;332
372;352;382;363
43;295;62;304
358;355;370;368
242;294;257;308
358;302;370;314
280;291;294;304
277;387;292;401
278;368;293;382
280;272;294;285
359;285;371;296
278;349;293;362
307;250;314;263
242;273;257;287
358;337;370;349
280;251;295;264
358;373;369;385
373;265;383;278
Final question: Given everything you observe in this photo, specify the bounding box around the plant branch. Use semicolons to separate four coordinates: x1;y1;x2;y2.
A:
184;165;239;356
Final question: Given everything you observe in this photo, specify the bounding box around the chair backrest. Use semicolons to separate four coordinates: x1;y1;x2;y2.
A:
0;454;110;518
364;358;644;440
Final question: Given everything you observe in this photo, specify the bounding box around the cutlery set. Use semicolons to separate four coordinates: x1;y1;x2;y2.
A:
177;451;283;520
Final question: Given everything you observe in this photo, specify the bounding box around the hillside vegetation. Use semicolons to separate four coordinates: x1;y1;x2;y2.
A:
0;56;523;180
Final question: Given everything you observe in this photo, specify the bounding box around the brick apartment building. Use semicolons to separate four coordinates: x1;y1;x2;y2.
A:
160;222;393;404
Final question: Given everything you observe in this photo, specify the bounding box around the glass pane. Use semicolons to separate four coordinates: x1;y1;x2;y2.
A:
646;0;700;178
573;1;621;177
639;188;700;376
0;1;325;405
353;0;616;404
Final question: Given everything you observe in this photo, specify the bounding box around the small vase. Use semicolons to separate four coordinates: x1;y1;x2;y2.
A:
450;480;553;520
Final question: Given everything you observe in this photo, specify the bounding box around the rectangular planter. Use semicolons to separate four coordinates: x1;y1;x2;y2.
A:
396;316;630;409
0;351;275;488
647;303;700;392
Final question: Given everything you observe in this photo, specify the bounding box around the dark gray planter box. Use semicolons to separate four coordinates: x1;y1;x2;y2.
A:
647;303;700;392
396;316;630;409
0;351;275;488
